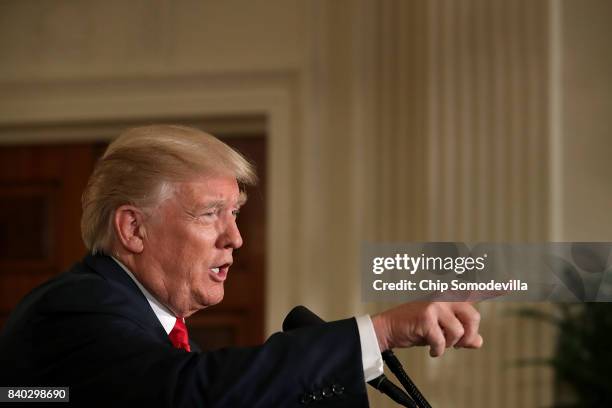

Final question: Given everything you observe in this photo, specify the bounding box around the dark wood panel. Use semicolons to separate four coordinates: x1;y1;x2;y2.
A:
0;184;57;263
0;144;95;317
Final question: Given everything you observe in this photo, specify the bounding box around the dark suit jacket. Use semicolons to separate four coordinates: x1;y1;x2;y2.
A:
0;254;368;407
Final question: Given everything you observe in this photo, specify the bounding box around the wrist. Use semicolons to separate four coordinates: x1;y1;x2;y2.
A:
371;314;391;352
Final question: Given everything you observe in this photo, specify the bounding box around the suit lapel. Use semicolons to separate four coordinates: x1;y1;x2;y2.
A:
83;254;172;346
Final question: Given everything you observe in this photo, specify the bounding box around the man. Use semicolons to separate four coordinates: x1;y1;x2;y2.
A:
0;125;482;406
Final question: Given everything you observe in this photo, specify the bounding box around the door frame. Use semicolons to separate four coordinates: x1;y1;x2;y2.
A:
0;71;299;334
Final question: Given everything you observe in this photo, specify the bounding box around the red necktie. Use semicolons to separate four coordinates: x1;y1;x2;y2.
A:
169;318;191;352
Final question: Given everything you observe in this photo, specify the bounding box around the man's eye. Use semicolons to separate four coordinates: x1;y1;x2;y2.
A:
232;209;240;217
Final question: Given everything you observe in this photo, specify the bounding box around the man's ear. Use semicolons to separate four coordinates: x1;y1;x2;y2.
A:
113;205;146;254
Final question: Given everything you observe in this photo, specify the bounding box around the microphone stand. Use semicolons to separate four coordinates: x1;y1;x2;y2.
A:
382;350;432;408
368;374;417;408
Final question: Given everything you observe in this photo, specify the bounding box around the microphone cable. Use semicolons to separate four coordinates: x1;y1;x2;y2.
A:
382;350;432;408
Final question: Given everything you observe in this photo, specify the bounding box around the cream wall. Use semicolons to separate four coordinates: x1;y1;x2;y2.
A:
0;1;610;407
0;0;305;80
559;0;612;241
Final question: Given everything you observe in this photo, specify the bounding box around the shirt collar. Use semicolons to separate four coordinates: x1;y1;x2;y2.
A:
111;256;178;335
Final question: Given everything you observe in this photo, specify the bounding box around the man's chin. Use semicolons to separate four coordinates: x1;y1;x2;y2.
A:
196;292;224;309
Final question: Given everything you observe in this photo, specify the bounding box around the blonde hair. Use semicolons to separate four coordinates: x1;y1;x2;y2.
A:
81;124;257;254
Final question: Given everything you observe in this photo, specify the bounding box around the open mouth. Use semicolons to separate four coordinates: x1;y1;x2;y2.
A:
210;263;231;282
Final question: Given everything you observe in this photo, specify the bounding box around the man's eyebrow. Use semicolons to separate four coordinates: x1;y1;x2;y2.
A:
199;200;225;210
192;192;248;212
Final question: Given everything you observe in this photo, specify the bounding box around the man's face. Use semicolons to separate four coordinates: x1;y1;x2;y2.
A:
135;175;244;317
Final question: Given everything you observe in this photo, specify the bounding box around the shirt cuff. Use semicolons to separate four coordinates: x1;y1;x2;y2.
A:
355;315;384;382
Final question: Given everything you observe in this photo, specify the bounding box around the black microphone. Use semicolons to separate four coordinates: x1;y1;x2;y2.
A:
283;306;417;408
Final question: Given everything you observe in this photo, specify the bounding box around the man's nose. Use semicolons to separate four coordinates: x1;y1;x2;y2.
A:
220;219;243;249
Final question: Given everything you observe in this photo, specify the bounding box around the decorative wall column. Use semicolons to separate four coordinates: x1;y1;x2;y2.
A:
300;0;555;406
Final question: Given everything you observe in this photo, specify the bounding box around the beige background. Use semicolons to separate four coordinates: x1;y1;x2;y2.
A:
1;0;611;406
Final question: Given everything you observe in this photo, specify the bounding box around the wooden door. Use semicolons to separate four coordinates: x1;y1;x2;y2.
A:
0;136;266;349
0;144;95;327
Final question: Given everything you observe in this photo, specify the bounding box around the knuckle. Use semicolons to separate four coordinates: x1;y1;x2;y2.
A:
471;312;481;324
419;311;436;327
424;302;438;314
448;329;464;345
422;304;438;320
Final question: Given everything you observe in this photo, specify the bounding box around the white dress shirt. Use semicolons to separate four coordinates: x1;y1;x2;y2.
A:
111;257;383;381
112;257;177;334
